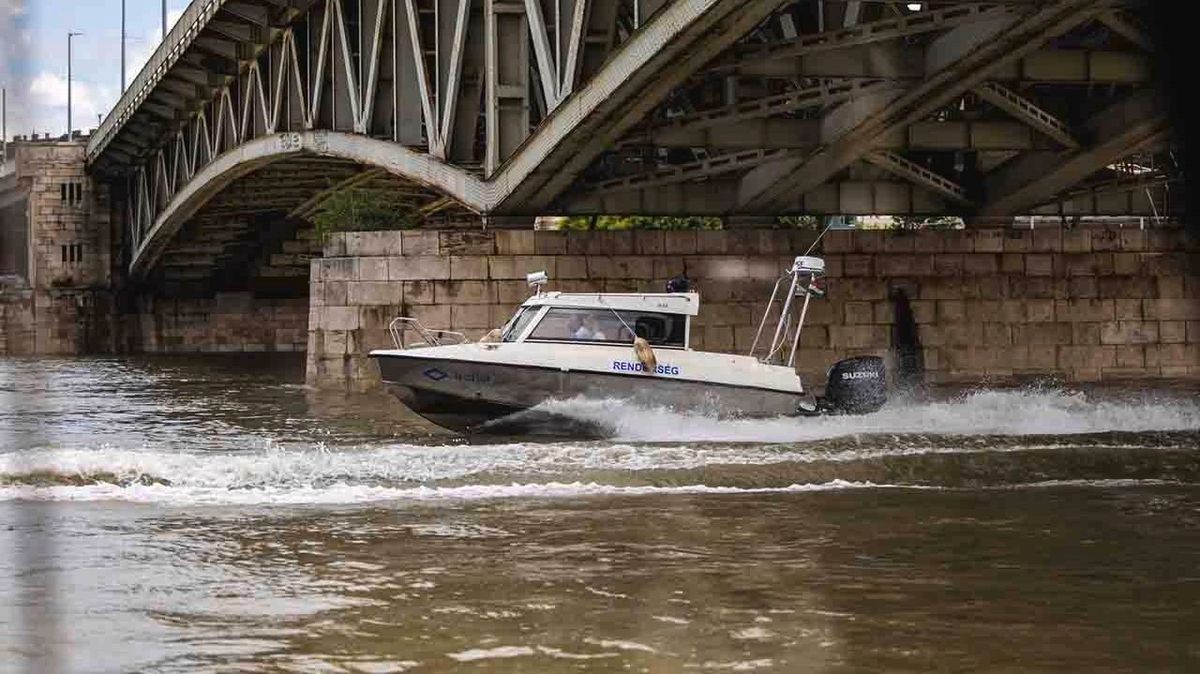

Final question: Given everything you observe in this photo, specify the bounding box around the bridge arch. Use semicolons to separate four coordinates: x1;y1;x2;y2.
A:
129;131;489;278
92;0;1178;281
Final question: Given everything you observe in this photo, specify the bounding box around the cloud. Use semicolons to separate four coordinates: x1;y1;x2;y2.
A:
1;3;190;141
0;0;32;140
28;71;117;136
125;8;186;91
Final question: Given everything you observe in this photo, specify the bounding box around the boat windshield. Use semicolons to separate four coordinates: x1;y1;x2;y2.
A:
527;308;687;347
501;307;540;342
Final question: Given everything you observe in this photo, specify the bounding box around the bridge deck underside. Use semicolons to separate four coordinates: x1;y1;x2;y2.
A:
150;156;475;297
88;0;1182;280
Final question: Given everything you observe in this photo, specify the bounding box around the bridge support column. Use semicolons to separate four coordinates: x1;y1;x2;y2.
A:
307;224;1200;393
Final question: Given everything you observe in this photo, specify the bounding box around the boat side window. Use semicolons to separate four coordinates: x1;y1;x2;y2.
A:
501;307;540;342
528;308;686;347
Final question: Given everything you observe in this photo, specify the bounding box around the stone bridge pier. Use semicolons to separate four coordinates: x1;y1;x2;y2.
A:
306;225;1200;393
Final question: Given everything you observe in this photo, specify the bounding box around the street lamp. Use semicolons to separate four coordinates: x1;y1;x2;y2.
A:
121;0;127;91
68;31;83;140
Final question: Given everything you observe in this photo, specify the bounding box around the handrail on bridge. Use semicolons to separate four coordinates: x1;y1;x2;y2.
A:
87;0;225;164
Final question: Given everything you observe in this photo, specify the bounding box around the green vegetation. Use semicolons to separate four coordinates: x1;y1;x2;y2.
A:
556;215;823;230
891;215;963;230
559;215;723;230
311;188;421;240
777;215;821;229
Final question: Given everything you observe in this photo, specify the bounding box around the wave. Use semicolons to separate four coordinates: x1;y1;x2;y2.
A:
2;387;1195;504
0;479;888;505
533;387;1200;442
1;477;1190;506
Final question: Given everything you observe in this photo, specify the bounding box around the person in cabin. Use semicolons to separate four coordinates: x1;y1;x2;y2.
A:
582;315;607;341
567;313;593;340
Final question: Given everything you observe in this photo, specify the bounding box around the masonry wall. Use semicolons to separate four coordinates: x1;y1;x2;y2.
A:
129;292;309;354
0;141;116;354
306;226;1200;392
0;283;34;356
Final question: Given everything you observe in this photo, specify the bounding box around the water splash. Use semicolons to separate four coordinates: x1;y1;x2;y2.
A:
534;387;1200;442
0;479;888;505
1;387;1196;504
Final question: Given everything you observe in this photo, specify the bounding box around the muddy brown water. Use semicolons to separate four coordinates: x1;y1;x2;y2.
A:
2;356;1199;672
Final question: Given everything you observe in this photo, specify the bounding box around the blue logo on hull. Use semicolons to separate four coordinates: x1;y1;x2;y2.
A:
423;368;449;382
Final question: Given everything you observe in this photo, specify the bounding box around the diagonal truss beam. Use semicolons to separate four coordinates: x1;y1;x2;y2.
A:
975;82;1079;149
495;0;802;212
624;79;896;143
981;90;1171;215
728;3;1005;67
737;0;1107;212
584;148;800;195
1097;10;1154;51
865;151;971;205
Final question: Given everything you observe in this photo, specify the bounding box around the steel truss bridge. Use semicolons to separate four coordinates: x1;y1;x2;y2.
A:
85;0;1180;288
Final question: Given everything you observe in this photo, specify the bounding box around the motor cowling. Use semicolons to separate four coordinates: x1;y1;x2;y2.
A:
821;356;887;415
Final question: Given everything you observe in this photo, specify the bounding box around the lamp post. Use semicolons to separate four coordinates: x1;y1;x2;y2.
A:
121;0;126;91
163;1;168;40
68;31;82;140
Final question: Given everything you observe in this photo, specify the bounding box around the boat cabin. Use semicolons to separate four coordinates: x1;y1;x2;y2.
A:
500;292;700;350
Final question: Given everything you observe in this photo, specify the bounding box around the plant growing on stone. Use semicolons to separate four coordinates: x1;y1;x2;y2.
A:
311;188;421;240
892;215;963;230
558;215;724;230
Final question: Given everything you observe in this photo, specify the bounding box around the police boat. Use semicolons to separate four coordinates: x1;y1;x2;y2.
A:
369;256;886;433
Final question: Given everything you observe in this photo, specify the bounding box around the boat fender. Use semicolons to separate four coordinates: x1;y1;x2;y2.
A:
633;337;658;374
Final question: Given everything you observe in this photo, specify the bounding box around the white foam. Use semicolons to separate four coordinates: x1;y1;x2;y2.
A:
535;388;1200;443
0;438;1068;498
0;479;884;505
0;441;812;486
2;388;1194;505
447;646;534;662
583;638;658;654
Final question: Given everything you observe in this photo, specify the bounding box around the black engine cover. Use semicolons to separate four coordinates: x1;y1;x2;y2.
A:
822;356;887;415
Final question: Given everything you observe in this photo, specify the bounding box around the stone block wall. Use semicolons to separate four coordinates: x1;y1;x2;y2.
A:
0;140;116;354
0;285;34;356
307;226;1200;391
21;142;111;293
816;226;1200;384
129;292;309;354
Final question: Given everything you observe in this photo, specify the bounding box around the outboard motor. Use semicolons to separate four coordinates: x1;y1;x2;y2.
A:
820;356;887;415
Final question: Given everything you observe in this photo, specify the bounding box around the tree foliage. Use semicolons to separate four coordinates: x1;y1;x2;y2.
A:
777;215;822;229
559;215;724;230
311;188;422;239
556;215;825;230
891;216;963;230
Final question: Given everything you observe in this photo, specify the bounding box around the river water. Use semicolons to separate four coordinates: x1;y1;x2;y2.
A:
1;356;1199;673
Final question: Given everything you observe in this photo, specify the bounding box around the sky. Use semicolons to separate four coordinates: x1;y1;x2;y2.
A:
2;0;188;141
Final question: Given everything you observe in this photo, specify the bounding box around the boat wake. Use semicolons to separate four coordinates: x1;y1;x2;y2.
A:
529;386;1200;442
1;387;1196;505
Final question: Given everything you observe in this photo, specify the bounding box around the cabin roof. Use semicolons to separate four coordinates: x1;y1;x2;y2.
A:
520;292;700;316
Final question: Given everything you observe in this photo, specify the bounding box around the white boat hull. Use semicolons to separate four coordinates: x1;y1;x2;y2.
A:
371;343;805;432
